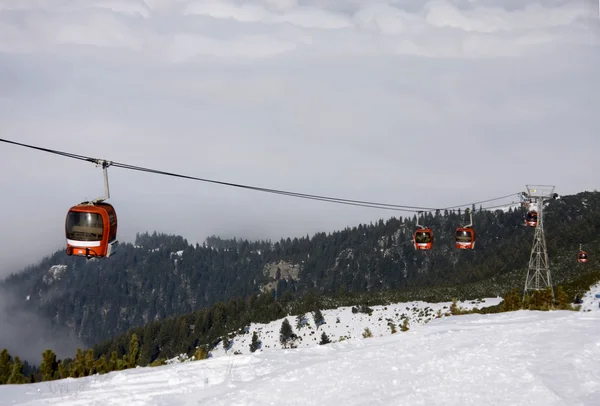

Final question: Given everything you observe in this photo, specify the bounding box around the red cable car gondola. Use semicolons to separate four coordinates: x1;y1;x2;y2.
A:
413;213;433;250
525;210;538;227
65;160;118;258
455;209;475;249
66;202;118;258
414;227;433;250
578;244;588;263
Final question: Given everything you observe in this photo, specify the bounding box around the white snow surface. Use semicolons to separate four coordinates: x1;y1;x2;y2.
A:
2;288;600;405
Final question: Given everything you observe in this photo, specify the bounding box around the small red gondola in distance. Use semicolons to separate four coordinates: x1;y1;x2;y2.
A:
455;227;475;249
65;202;118;258
578;244;588;263
455;209;475;249
525;210;538;227
413;227;433;250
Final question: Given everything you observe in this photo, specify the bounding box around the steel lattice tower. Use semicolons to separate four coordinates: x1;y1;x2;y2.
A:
522;185;558;301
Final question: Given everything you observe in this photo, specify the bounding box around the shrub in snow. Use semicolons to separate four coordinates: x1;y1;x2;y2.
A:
319;332;331;345
194;346;209;360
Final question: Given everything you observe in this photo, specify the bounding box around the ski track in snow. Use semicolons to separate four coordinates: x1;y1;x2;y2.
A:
2;286;600;405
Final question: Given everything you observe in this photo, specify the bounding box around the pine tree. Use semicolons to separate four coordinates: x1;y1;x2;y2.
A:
500;288;521;312
0;349;11;384
312;309;325;329
450;298;458;315
554;286;570;310
40;349;58;381
84;349;96;376
295;314;306;330
116;357;126;371
222;335;232;352
128;334;140;368
95;355;107;374
249;331;260;353
56;360;66;380
279;318;293;348
108;351;118;372
72;348;86;377
6;356;26;384
319;331;331;345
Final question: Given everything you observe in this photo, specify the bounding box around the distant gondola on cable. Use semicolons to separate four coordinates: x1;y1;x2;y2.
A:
578;244;588;263
413;213;433;250
525;210;538;227
65;160;118;258
414;227;433;250
455;209;475;250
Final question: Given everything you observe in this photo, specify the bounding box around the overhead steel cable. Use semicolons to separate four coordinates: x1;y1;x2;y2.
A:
441;193;521;210
0;137;519;213
478;201;521;211
109;161;436;212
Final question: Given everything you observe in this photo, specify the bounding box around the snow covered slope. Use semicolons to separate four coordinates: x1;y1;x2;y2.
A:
204;297;503;359
2;292;600;406
578;281;600;313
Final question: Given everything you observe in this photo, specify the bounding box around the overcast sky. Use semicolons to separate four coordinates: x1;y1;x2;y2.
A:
0;0;599;276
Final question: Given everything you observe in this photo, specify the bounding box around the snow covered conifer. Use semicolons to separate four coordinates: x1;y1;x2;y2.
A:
296;313;307;329
312;309;325;329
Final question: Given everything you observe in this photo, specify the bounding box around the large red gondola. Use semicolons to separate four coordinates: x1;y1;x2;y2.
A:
65;160;118;258
66;202;118;258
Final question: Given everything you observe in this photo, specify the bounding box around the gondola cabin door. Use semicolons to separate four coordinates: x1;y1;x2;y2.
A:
65;202;118;258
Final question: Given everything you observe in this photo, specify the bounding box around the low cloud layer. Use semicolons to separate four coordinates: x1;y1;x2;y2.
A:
0;0;599;275
0;288;85;365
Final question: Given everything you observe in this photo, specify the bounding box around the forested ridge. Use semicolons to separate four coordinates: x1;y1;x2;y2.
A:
1;191;599;360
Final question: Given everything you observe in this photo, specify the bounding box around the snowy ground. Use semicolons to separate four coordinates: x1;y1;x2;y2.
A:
2;290;600;406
